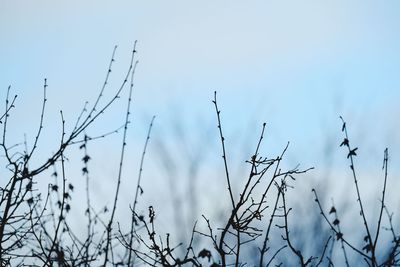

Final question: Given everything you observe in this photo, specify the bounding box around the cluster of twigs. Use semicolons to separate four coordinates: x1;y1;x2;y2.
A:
311;117;399;267
0;43;144;266
1;44;399;267
128;95;400;266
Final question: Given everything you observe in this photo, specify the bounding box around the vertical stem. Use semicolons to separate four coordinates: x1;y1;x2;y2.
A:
103;44;138;266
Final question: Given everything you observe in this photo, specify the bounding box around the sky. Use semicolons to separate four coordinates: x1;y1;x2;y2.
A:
1;0;400;245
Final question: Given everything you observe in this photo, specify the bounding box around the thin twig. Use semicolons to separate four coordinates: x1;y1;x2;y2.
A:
103;43;138;266
373;148;389;251
339;116;375;265
128;115;156;266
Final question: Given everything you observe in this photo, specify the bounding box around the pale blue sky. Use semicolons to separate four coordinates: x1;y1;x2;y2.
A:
2;0;399;163
1;1;400;236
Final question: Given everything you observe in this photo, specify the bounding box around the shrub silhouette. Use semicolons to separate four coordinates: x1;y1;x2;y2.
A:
0;46;399;266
